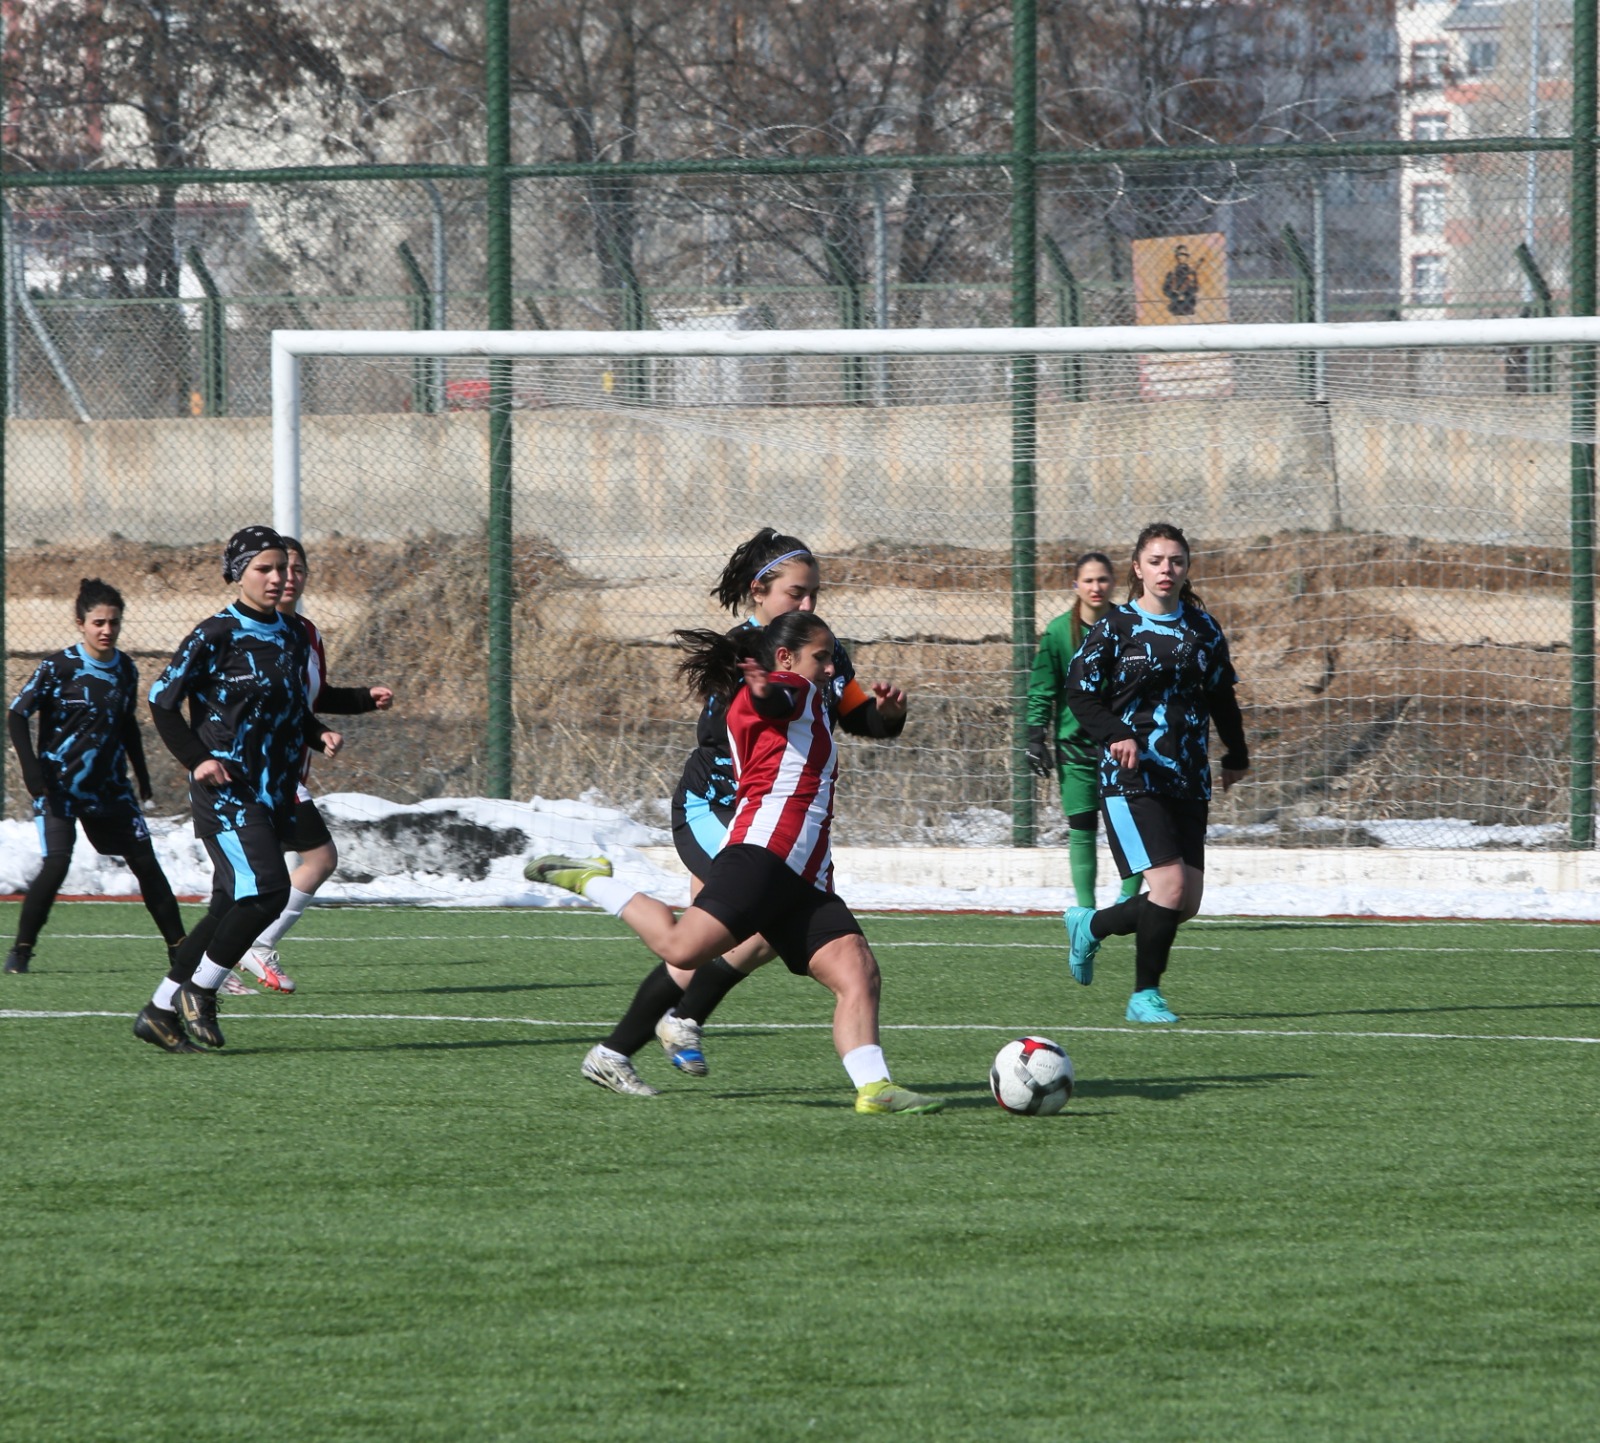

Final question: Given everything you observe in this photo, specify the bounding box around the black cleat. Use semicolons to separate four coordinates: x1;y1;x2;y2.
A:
134;1004;204;1053
4;946;31;974
175;984;225;1048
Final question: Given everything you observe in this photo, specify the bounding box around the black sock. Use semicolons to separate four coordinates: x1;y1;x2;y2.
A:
1134;901;1184;993
604;963;686;1057
1092;893;1144;940
677;956;747;1026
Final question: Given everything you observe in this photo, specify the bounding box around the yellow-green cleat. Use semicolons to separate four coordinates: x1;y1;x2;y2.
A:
854;1080;944;1115
524;854;613;894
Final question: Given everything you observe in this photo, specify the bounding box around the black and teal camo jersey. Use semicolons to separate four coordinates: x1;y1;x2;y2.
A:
149;604;313;829
9;646;142;817
1066;600;1239;802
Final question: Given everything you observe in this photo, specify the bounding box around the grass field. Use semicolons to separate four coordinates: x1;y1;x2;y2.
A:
1;901;1596;1442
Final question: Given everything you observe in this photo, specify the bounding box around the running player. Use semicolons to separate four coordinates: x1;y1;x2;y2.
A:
1026;551;1143;914
531;611;941;1114
133;526;340;1052
223;536;394;996
577;528;906;1092
5;578;186;976
1062;522;1249;1022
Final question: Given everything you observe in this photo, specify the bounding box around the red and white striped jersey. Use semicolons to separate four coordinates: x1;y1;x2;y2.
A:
293;613;328;802
725;671;837;891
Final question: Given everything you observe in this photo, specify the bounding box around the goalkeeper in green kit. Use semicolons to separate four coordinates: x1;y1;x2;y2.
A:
1025;551;1142;908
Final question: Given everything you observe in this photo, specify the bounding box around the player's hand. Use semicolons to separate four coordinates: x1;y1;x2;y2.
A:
737;655;770;697
320;730;344;758
870;682;907;722
370;686;394;710
1220;766;1246;793
1109;737;1140;771
1025;727;1054;778
193;758;231;786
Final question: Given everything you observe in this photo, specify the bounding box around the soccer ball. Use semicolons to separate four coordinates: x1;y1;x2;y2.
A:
990;1036;1074;1116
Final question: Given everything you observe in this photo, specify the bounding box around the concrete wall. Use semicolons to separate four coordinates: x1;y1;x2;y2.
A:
5;396;1574;569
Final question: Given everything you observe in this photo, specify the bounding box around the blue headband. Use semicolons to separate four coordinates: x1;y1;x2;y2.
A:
757;548;812;580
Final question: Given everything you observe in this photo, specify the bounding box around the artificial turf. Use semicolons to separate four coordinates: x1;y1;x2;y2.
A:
1;902;1595;1441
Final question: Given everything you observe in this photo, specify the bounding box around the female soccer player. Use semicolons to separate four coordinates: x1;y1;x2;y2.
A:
134;526;340;1053
1062;522;1249;1023
573;527;907;1093
1025;551;1143;912
5;578;186;976
224;536;394;996
531;611;940;1114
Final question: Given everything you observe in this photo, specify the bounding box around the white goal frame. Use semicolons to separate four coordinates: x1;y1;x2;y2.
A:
270;315;1600;541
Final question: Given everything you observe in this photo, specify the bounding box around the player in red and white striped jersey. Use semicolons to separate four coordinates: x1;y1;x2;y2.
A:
529;611;942;1114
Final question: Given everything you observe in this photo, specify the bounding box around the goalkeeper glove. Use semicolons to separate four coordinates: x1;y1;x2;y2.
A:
1026;727;1056;778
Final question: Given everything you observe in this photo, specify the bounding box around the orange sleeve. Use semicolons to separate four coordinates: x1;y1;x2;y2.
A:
837;678;871;715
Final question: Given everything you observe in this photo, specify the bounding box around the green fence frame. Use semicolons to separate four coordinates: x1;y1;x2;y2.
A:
1;0;1596;839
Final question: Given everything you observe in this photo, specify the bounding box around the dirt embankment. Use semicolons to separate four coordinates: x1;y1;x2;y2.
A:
4;531;1575;840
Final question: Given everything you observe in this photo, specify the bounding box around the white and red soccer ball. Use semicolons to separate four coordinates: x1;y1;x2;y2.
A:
990;1036;1074;1116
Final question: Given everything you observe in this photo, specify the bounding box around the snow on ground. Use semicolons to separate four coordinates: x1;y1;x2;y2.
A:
0;792;1595;921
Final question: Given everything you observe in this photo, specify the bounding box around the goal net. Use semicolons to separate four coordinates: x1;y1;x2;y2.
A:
272;318;1598;858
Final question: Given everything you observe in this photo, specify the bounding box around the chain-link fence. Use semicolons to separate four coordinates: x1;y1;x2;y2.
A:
4;0;1596;853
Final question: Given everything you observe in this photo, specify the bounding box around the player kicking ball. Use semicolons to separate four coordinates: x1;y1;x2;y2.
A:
528;612;941;1114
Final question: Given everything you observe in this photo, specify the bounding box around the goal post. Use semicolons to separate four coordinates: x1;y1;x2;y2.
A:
271;316;1600;849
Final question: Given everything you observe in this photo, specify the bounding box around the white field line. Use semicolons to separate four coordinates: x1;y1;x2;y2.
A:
3;1008;1597;1046
33;932;1598;956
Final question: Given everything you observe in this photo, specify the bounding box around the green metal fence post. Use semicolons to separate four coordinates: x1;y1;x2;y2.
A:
1514;241;1554;393
1570;0;1598;846
485;0;514;800
1010;0;1039;847
398;239;439;414
185;247;226;417
1042;233;1085;401
823;236;866;404
1281;224;1316;395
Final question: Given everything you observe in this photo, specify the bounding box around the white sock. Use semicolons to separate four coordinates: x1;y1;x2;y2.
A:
255;887;315;950
842;1044;890;1089
191;956;231;991
153;978;180;1010
583;876;637;916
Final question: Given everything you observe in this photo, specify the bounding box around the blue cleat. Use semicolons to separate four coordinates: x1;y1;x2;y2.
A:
1064;906;1100;986
1125;988;1179;1024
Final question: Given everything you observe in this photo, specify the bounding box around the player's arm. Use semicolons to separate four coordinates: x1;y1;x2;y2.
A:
1064;626;1136;752
739;660;806;719
7;709;49;800
303;709;342;757
835;678;907;739
1025;622;1069;775
121;713;155;801
1207;681;1249;791
313;682;387;715
148;628;222;778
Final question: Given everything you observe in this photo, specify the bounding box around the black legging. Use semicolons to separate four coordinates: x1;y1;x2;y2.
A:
14;840;184;951
166;884;291;983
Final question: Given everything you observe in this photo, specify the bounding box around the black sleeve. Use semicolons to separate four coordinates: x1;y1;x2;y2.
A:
313;684;380;716
122;714;154;799
149;701;212;773
751;683;804;719
7;710;48;799
1065;690;1137;749
304;711;336;752
837;701;906;740
1209;682;1249;771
